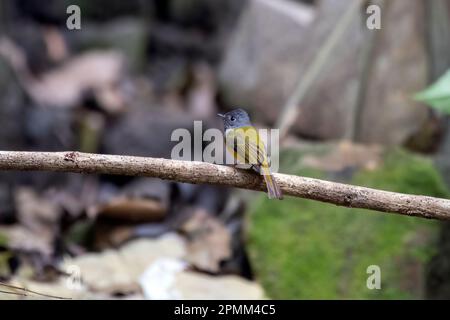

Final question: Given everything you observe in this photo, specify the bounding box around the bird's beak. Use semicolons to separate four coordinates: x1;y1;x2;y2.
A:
217;113;225;118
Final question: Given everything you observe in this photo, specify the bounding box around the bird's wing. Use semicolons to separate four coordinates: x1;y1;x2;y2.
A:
225;126;269;167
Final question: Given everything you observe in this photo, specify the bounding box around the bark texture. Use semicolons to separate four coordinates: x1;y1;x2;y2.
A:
0;151;449;220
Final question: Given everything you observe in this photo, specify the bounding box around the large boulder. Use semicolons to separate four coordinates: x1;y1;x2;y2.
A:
219;0;430;145
356;0;429;145
219;0;365;139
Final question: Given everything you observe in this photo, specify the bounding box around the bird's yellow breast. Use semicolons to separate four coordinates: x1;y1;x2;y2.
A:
224;126;269;167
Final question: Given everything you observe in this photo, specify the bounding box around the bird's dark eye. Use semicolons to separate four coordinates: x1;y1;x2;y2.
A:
230;116;236;121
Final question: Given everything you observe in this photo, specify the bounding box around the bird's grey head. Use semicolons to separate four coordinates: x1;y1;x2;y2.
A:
218;108;252;130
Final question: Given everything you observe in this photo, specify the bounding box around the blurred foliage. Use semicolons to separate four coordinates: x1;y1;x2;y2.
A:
0;252;11;276
0;233;9;277
0;232;7;247
415;69;450;114
247;148;449;299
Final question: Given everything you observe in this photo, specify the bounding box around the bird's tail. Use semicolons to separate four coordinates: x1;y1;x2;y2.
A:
261;166;283;200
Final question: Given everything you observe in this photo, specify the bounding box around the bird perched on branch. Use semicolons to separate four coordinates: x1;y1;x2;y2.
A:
218;108;283;199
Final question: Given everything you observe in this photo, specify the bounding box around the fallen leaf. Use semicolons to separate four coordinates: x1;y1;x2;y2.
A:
8;187;63;257
26;50;125;109
62;234;186;294
93;179;170;222
96;198;166;222
139;257;187;299
0;37;126;112
138;258;265;300
180;209;231;273
175;271;265;300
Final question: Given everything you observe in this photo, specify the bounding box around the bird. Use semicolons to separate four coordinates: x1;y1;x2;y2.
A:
218;108;283;200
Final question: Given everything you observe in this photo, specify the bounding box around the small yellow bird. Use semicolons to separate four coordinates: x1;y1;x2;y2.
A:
218;108;283;200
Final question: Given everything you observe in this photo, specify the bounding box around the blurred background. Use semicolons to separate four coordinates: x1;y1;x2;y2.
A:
1;0;450;299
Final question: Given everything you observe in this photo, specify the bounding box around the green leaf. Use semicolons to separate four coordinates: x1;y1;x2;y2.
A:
414;69;450;114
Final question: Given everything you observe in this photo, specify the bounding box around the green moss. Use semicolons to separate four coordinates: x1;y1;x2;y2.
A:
247;148;449;299
0;232;7;247
353;149;449;197
0;232;9;277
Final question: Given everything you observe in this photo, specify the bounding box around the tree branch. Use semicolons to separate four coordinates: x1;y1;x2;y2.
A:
0;151;449;220
276;0;364;140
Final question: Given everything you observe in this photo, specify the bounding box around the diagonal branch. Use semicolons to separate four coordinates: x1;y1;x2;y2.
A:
0;281;71;300
0;151;449;220
276;0;364;140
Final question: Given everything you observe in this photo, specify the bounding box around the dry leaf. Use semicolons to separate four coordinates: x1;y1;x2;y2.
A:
25;50;125;108
3;188;63;257
180;209;231;273
0;37;126;112
93;179;170;222
175;271;265;300
139;260;266;300
96;198;167;222
63;234;186;294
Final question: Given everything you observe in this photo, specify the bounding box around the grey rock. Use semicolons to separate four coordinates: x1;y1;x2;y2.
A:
356;0;429;145
220;0;431;145
0;58;26;150
219;0;365;139
24;106;75;151
102;104;218;160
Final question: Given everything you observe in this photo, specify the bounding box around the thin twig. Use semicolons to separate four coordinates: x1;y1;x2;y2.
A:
0;281;72;300
0;289;27;296
0;151;449;220
351;0;387;141
276;0;364;140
